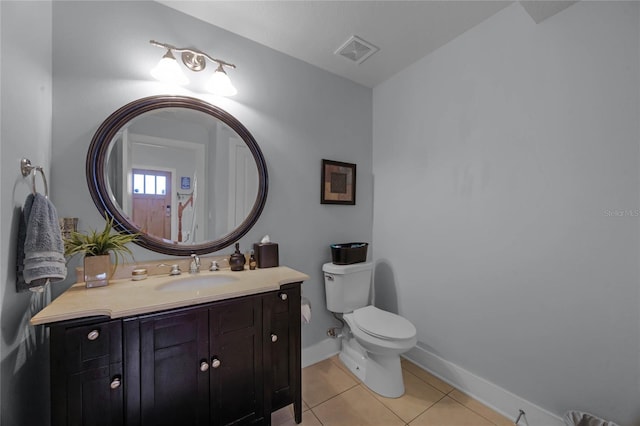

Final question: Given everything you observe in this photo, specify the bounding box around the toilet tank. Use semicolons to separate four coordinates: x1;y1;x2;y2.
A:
323;262;373;313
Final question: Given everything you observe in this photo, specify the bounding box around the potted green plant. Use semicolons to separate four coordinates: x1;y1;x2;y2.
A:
64;217;138;288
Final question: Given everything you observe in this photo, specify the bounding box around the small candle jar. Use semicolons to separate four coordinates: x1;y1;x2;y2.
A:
131;268;148;281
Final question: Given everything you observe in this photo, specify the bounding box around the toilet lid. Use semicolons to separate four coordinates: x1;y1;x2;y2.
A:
352;306;416;340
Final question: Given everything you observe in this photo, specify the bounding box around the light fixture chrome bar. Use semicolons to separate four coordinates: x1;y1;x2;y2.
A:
150;40;236;70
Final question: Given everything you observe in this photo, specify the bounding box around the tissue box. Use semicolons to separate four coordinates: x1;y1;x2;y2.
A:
253;242;279;268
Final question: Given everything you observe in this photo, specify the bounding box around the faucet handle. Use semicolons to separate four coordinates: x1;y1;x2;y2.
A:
209;260;219;271
158;263;181;275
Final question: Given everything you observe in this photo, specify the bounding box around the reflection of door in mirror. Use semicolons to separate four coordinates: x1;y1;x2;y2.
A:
132;168;171;239
228;137;259;230
123;131;206;243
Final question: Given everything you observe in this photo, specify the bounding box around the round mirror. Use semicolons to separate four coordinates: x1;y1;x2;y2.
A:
86;95;268;255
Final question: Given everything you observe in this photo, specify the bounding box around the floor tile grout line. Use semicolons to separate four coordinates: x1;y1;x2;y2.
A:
355;368;449;425
372;367;498;425
326;359;450;424
308;407;325;426
311;383;406;426
401;366;451;396
301;358;360;409
406;368;507;422
369;384;412;426
447;391;510;425
329;356;361;383
403;392;448;425
442;394;506;426
401;359;459;394
304;381;361;410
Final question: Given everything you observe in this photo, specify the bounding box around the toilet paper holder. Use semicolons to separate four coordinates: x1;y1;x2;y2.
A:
301;297;311;323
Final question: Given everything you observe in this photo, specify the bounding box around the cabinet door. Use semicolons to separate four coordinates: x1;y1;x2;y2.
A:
210;296;263;426
138;308;210;426
263;284;302;422
66;364;123;426
51;319;123;426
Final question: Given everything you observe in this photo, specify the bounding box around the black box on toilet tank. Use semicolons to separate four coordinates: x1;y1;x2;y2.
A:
253;243;279;268
330;242;368;265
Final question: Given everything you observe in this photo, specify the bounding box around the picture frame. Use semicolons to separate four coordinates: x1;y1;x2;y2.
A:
180;176;191;190
321;159;356;205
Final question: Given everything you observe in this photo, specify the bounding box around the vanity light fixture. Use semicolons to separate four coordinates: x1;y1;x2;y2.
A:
150;48;189;85
150;40;237;96
205;64;237;97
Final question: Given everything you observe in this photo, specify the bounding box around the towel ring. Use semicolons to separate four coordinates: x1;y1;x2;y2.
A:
20;158;49;199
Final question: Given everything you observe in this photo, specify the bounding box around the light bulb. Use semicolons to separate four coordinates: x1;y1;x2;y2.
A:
205;65;237;96
150;50;189;85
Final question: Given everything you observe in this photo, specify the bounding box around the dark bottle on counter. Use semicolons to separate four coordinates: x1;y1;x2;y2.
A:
229;243;246;271
249;250;257;270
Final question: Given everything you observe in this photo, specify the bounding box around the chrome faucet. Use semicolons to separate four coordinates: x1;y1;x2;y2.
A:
190;254;201;273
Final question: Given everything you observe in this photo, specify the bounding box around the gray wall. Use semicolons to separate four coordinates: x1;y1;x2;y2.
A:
0;2;53;425
8;1;634;424
372;2;639;424
51;0;372;352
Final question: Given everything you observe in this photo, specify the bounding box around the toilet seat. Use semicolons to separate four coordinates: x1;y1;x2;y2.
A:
352;306;416;341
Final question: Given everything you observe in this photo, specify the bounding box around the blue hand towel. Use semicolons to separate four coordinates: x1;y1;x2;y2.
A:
17;193;67;292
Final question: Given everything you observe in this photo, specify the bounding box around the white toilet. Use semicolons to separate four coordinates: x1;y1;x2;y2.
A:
323;262;417;398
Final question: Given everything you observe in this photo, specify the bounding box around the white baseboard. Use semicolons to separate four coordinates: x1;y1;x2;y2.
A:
302;337;341;368
404;345;564;426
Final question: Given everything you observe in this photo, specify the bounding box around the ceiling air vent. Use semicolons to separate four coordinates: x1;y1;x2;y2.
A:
335;35;379;65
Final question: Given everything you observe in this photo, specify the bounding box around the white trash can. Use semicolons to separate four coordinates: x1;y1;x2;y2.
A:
563;411;619;426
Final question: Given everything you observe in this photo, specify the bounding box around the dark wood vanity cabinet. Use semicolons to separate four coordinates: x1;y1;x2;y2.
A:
48;283;301;426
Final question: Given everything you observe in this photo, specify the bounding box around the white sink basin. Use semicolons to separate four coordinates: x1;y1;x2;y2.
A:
156;274;238;292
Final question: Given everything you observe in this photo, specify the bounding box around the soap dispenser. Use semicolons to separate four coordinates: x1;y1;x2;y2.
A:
229;243;246;271
249;250;257;270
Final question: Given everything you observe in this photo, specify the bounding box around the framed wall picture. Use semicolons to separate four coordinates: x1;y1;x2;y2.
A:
321;159;356;205
180;176;191;190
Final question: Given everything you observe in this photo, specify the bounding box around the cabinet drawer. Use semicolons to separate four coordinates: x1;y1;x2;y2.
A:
215;296;259;334
63;320;122;372
268;289;294;314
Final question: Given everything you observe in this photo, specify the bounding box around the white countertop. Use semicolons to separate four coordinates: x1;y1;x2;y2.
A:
31;266;309;326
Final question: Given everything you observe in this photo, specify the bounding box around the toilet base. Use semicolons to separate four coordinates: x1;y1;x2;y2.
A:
339;337;405;398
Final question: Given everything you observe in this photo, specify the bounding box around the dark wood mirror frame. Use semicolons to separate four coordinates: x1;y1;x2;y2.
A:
86;95;268;256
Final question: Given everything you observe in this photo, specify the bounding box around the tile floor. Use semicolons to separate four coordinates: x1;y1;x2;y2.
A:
272;356;514;426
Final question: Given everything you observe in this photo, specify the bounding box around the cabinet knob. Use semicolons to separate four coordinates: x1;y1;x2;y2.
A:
279;292;288;301
110;377;121;389
271;333;278;343
87;330;100;341
211;358;221;369
200;361;209;372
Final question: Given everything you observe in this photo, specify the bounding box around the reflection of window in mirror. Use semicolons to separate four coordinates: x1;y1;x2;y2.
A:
133;172;167;195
